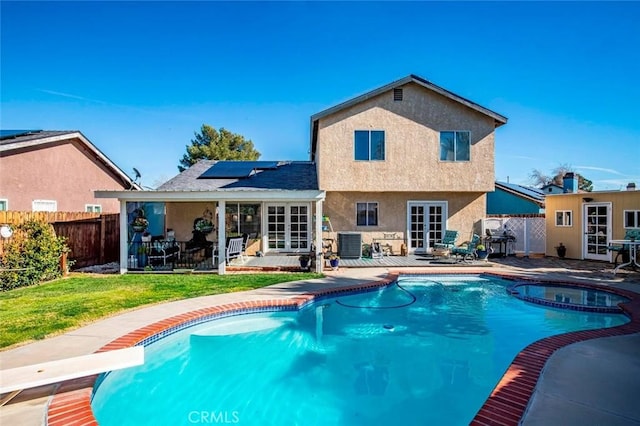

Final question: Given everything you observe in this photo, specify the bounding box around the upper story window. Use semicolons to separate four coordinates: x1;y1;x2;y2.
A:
624;210;640;228
86;204;102;213
356;202;378;226
555;210;572;227
32;200;57;212
0;199;7;211
355;130;385;161
440;131;470;161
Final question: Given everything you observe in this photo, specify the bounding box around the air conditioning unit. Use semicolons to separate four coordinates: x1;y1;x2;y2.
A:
338;232;362;259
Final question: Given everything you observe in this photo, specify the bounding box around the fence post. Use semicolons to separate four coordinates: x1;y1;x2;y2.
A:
60;251;69;277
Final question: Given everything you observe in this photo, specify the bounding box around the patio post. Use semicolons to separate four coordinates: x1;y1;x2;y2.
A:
119;200;128;274
218;200;226;274
315;200;323;273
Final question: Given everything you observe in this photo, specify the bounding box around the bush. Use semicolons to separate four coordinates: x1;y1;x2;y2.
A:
0;220;68;291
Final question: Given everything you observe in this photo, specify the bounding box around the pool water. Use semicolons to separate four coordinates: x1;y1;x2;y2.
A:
92;275;628;425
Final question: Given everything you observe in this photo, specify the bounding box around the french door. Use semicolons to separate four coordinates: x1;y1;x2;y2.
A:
407;202;447;253
583;203;611;261
265;203;310;252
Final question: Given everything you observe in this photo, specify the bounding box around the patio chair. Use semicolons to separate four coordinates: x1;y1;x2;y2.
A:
609;229;640;266
434;230;459;251
432;230;459;257
451;234;481;263
225;236;244;265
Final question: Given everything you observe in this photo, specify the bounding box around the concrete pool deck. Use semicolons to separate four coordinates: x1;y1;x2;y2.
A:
1;257;639;425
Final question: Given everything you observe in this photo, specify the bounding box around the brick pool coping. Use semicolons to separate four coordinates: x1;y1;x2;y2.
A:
46;270;640;426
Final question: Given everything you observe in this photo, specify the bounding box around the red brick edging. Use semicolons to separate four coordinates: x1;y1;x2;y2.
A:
46;271;639;426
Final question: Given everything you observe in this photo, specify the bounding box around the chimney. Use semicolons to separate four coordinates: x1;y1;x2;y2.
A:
627;182;637;191
563;172;578;193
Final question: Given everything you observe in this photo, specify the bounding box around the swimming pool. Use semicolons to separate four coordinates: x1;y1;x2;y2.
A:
91;274;629;425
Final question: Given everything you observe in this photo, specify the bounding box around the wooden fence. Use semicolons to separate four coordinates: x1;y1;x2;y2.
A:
0;212;120;269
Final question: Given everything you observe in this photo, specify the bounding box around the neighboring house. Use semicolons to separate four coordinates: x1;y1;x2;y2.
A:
545;182;640;260
311;74;507;254
0;130;139;213
540;183;564;195
487;181;545;215
541;173;586;195
97;74;507;273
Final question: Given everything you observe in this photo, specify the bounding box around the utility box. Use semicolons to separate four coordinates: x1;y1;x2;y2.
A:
338;232;362;259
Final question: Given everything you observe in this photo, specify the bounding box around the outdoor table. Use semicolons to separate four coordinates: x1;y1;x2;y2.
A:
609;239;640;274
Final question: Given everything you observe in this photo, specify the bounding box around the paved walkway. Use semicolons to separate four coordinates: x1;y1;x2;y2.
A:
1;257;639;425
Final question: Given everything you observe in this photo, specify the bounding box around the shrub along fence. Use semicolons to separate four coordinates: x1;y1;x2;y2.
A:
0;211;120;269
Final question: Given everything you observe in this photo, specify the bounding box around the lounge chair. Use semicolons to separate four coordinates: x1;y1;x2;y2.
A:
432;230;459;256
452;234;481;263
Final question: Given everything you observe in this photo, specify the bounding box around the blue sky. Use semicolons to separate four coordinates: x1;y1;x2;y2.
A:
2;1;639;190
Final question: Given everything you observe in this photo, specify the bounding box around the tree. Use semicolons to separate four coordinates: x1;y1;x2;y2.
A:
529;164;593;192
178;124;261;172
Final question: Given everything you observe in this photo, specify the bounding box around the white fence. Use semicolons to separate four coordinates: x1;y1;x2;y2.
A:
482;216;546;256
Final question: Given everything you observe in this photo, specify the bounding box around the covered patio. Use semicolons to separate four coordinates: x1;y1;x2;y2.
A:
96;160;326;274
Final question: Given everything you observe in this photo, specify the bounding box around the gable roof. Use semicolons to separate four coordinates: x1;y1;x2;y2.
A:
157;160;319;191
309;74;508;161
0;130;140;190
495;181;545;205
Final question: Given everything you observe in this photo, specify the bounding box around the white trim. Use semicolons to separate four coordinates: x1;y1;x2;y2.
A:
555;210;573;227
582;202;612;261
406;200;448;253
85;204;102;213
95;189;325;202
623;209;640;229
0;198;7;211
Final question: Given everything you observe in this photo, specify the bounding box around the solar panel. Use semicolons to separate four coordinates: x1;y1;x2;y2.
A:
198;161;279;179
0;129;43;140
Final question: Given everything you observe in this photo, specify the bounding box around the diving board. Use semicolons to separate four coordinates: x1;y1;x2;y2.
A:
0;346;144;394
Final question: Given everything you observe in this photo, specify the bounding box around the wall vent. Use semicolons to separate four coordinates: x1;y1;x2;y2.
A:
393;88;403;101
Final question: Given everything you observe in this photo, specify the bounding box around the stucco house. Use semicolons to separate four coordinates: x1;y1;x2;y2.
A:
0;130;139;213
97;74;507;273
311;74;507;255
487;181;545;215
545;181;640;260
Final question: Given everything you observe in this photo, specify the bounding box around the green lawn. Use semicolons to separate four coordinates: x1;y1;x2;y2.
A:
0;272;322;349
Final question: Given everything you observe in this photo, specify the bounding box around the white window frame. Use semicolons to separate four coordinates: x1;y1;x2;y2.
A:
623;210;640;229
85;204;102;213
440;130;471;162
0;199;7;211
354;130;386;161
32;200;57;212
555;210;572;227
356;202;379;227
